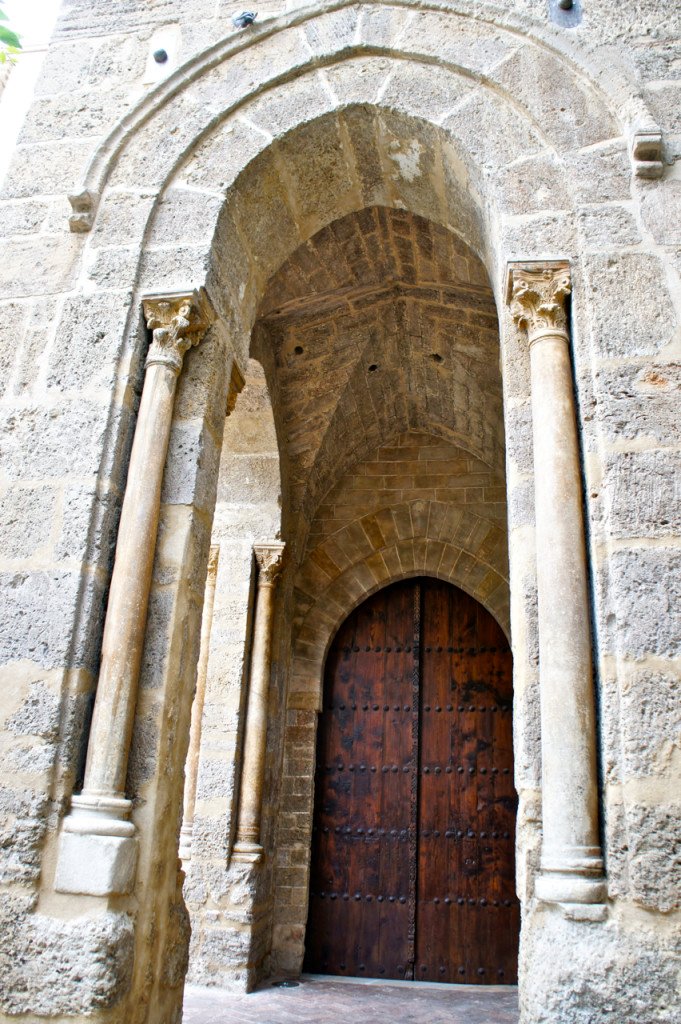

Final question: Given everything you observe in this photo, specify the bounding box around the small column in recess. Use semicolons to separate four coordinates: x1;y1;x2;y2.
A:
55;289;215;896
179;544;220;863
506;262;605;907
232;541;285;864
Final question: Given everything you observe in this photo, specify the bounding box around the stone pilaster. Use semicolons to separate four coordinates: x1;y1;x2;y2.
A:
55;289;215;896
179;545;220;863
506;262;606;909
233;541;285;864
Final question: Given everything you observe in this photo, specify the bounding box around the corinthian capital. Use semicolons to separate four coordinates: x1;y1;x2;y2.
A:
254;542;285;586
506;262;571;341
142;288;216;375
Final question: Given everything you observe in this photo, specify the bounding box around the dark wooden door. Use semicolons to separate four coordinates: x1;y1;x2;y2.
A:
304;578;518;984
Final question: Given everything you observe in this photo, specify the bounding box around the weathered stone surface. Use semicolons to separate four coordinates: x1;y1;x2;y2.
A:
603;450;681;538
0;199;50;237
0;1;680;1021
0;485;58;560
619;669;681;779
0;570;105;671
640;179;681;244
46;292;133;392
602;547;681;658
626;802;681;912
594;361;681;446
0;905;134;1015
0;400;117;479
521;910;680;1023
582;253;677;357
0;236;81;297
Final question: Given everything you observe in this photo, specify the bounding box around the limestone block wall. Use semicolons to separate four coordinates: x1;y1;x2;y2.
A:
183;361;284;988
0;1;679;1022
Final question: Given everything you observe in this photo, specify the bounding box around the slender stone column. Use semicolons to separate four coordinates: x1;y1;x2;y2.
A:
506;263;605;907
55;289;215;896
179;544;220;863
233;542;285;864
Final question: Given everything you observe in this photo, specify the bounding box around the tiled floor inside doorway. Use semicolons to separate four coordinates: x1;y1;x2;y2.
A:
183;975;519;1023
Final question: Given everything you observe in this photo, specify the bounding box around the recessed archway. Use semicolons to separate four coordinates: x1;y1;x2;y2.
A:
50;8;640;1016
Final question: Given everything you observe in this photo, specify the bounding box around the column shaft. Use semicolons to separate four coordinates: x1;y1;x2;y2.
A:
233;542;284;863
55;289;215;896
84;361;178;798
507;263;605;906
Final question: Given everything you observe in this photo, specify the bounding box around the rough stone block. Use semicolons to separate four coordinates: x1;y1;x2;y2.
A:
0;485;58;560
161;420;220;509
594;361;681;446
91;189;157;246
640;179;681;245
0;236;80;298
0;199;50;237
0;399;114;479
576;203;641;250
602;547;681;658
620;668;681;779
521;909;680;1024
0;569;105;671
627;802;681;912
0;138;92;200
603;450;681;538
149;188;223;246
581;253;676;358
0;902;134;1015
47;291;133;392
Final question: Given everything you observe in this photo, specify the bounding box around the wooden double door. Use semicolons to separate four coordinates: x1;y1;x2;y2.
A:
304;578;519;984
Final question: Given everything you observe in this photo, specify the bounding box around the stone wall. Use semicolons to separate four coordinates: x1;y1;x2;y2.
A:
183;360;283;989
0;1;679;1022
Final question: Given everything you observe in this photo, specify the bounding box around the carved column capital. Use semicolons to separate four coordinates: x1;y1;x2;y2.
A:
506;262;571;343
142;288;215;375
254;541;285;587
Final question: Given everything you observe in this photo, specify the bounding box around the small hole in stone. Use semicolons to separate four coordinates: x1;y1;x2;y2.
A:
368;363;378;372
294;345;304;355
431;352;444;363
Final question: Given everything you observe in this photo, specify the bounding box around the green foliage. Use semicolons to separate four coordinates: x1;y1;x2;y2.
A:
0;2;21;65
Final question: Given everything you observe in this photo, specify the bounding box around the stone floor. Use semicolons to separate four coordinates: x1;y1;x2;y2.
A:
183;976;519;1023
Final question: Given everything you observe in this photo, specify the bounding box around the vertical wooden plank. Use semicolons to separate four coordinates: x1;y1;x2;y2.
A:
304;581;415;980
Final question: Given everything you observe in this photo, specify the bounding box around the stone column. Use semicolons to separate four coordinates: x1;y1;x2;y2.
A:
179;544;220;863
506;262;605;907
233;542;285;864
55;289;215;896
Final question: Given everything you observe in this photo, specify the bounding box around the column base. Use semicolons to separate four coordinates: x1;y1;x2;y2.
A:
536;850;606;905
232;840;264;864
55;793;138;896
179;822;193;863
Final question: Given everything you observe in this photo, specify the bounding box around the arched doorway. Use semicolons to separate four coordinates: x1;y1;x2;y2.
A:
305;578;518;984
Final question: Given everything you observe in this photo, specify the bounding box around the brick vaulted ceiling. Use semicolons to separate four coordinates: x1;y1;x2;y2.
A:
253;206;504;547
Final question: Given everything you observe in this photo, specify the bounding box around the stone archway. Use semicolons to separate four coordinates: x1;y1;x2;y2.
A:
33;6;658;1021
